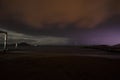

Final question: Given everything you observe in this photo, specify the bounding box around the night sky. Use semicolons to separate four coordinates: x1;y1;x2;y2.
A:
0;0;120;45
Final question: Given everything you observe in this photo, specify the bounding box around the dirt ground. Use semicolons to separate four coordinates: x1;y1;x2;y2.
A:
0;52;120;80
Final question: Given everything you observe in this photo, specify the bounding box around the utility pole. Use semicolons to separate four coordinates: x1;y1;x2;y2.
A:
15;43;18;48
0;25;8;52
4;32;8;51
0;31;8;52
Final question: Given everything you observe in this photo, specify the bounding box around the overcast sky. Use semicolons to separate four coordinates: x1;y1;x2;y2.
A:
0;0;120;45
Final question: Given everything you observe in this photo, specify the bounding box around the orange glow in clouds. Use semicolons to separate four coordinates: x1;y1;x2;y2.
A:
0;0;120;28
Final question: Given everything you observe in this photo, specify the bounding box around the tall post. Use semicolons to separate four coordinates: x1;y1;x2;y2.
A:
3;33;7;51
15;43;18;48
0;30;8;52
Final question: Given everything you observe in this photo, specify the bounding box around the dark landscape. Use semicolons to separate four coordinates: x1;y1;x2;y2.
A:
0;45;120;80
0;0;120;80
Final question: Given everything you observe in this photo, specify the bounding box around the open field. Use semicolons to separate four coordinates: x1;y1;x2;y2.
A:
0;48;120;80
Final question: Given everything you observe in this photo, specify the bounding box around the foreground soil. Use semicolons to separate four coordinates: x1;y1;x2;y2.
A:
0;53;120;80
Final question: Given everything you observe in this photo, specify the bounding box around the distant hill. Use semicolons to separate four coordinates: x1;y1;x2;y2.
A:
18;42;32;47
85;44;120;53
85;45;110;49
112;44;120;48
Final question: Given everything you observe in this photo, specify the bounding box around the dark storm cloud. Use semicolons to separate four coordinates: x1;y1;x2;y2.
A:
108;0;120;14
0;0;120;29
0;14;79;37
0;0;120;39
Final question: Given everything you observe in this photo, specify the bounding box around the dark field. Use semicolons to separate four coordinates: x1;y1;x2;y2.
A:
0;48;120;80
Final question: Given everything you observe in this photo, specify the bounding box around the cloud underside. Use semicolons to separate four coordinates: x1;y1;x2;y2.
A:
0;28;69;45
0;0;120;28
